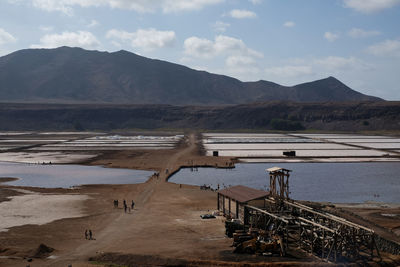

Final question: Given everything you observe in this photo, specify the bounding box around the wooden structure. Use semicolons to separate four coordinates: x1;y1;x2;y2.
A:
218;185;268;222
244;199;380;262
267;167;291;200
240;167;380;262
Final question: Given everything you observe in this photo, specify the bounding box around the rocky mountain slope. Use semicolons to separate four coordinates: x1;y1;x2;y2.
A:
0;47;381;105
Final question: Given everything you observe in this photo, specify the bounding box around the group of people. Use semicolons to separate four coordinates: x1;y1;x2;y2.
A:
84;229;93;240
113;199;135;213
123;199;135;213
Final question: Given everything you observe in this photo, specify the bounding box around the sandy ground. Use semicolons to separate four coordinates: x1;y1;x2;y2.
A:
334;203;400;237
0;134;399;266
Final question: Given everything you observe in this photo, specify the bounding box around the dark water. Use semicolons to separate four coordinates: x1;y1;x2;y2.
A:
170;163;400;203
0;162;153;188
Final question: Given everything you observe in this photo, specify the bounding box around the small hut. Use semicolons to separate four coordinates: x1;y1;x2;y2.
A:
217;185;269;222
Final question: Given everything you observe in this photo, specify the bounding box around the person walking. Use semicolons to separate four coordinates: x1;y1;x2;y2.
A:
89;229;93;240
123;199;127;213
131;200;135;210
85;229;88;240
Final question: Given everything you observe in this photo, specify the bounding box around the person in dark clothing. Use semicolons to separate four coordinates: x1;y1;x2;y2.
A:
85;229;88;239
89;229;93;240
131;200;135;210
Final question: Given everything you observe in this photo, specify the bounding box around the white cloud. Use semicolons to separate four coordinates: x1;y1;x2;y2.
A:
348;28;380;38
249;0;262;4
184;35;263;77
228;9;257;19
343;0;400;13
265;65;313;77
39;26;54;32
213;21;230;32
9;0;224;15
226;55;255;67
283;21;295;28
184;35;263;59
0;28;17;45
183;37;216;58
106;28;176;50
264;56;371;79
314;56;372;71
225;55;259;75
366;39;400;57
324;32;340;42
87;19;99;28
30;31;100;49
162;0;224;13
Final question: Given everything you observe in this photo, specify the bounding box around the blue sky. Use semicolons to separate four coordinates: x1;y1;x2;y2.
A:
0;0;399;100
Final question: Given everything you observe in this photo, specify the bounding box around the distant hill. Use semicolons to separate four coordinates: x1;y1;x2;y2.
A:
0;102;399;132
0;47;382;105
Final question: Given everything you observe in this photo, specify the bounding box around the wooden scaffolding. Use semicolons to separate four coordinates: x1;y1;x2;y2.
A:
241;167;380;263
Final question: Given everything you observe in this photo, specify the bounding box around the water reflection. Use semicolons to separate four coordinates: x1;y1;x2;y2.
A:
0;162;153;188
170;162;400;203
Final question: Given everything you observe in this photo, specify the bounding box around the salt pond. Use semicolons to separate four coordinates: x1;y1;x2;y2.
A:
0;162;153;188
170;163;400;204
202;133;400;162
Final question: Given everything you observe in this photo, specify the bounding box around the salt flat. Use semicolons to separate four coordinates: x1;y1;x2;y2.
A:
0;190;89;232
321;138;400;143
0;152;97;163
347;143;400;149
203;133;400;162
205;143;356;150
209;149;393;157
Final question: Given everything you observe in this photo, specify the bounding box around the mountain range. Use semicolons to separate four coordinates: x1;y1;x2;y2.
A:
0;46;382;105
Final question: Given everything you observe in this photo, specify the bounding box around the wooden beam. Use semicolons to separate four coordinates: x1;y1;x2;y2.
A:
245;205;289;224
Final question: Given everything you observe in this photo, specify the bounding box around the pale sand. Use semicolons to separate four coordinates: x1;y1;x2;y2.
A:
0;190;89;232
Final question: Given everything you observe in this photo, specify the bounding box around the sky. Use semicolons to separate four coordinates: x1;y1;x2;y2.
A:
0;0;399;100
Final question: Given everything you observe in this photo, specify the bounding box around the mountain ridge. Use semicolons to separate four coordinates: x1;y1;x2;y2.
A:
0;46;382;105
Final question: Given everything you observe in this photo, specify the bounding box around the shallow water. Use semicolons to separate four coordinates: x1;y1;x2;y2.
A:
170;163;400;203
0;162;153;188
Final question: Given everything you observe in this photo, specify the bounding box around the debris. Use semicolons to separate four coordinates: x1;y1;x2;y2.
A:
31;243;54;259
200;214;216;219
283;150;296;157
233;233;285;256
225;219;246;238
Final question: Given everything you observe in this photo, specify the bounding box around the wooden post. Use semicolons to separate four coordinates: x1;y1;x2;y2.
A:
217;193;220;211
228;197;231;217
236;200;239;219
223;195;225;215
